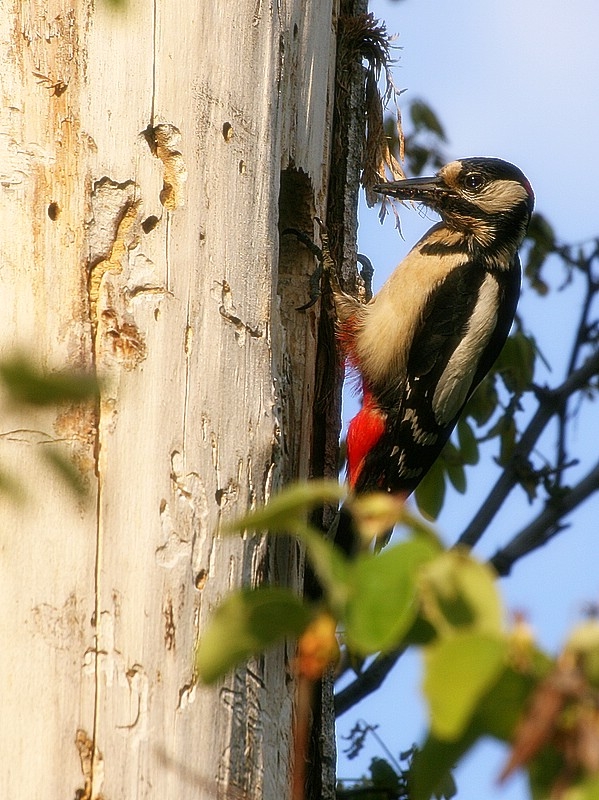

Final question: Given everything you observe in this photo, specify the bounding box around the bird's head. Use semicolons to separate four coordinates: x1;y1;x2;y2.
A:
374;157;535;253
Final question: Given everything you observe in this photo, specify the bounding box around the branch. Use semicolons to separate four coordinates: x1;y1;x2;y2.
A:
490;457;599;576
556;260;598;485
336;458;599;716
458;348;599;549
335;648;404;717
335;356;599;718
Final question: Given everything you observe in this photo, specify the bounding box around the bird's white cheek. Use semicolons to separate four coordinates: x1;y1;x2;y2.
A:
474;180;531;214
432;274;500;424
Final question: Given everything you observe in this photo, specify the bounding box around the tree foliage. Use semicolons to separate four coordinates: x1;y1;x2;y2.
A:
0;353;99;498
195;473;599;799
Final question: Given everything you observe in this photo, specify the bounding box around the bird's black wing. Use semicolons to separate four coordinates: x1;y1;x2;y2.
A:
355;258;519;495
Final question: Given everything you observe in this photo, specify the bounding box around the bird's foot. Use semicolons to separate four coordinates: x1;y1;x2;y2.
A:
282;218;373;310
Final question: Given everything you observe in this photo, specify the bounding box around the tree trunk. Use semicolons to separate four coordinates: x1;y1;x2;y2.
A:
0;0;368;798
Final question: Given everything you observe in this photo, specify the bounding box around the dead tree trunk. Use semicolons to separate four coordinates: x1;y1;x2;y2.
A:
0;0;365;797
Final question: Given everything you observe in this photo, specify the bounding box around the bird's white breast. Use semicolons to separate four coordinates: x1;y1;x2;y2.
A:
354;243;467;389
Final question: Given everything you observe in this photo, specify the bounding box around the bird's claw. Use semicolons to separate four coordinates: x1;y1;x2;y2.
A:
296;263;323;310
283;220;373;310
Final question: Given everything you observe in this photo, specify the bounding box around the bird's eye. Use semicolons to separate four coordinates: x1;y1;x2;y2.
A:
463;172;486;191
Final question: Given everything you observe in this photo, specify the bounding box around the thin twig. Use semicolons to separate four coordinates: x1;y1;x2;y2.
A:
458;348;599;548
556;261;596;485
335;649;405;717
490;458;599;576
293;676;315;800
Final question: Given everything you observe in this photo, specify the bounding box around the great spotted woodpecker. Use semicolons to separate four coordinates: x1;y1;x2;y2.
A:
334;157;534;550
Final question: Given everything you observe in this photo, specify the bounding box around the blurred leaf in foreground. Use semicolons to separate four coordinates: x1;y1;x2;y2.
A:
0;353;99;407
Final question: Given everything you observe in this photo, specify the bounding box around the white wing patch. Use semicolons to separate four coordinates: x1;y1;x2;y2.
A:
432;273;500;424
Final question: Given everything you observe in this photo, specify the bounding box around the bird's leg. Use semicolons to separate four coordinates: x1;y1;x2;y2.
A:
281;226;324;310
314;216;343;297
356;255;374;303
282;219;372;315
315;217;366;324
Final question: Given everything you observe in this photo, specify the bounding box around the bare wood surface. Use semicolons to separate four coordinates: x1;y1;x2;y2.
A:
0;1;340;798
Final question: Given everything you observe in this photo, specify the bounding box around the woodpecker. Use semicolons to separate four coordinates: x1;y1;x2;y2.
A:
334;157;534;549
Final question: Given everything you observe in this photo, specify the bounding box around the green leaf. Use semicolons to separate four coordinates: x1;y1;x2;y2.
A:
300;524;351;614
410;99;447;140
474;663;538;741
439;441;467;490
406;143;433;175
495;331;536;394
412;651;549;799
344;536;441;654
0;353;99;406
423;633;508;740
414;458;446;519
498;416;517;466
457;419;479;465
195;587;312;683
566;618;599;687
370;757;402;793
557;775;599;800
446;459;466;494
528;744;565;800
523;212;556;295
225;480;345;535
418;550;503;636
223;481;353;614
411;662;538;800
465;375;499;426
402;614;437;647
410;733;475;800
42;447;89;497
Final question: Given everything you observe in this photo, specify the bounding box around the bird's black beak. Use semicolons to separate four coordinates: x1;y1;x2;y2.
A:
373;175;447;203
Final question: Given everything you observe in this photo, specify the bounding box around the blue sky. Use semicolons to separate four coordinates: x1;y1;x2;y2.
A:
337;2;599;798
